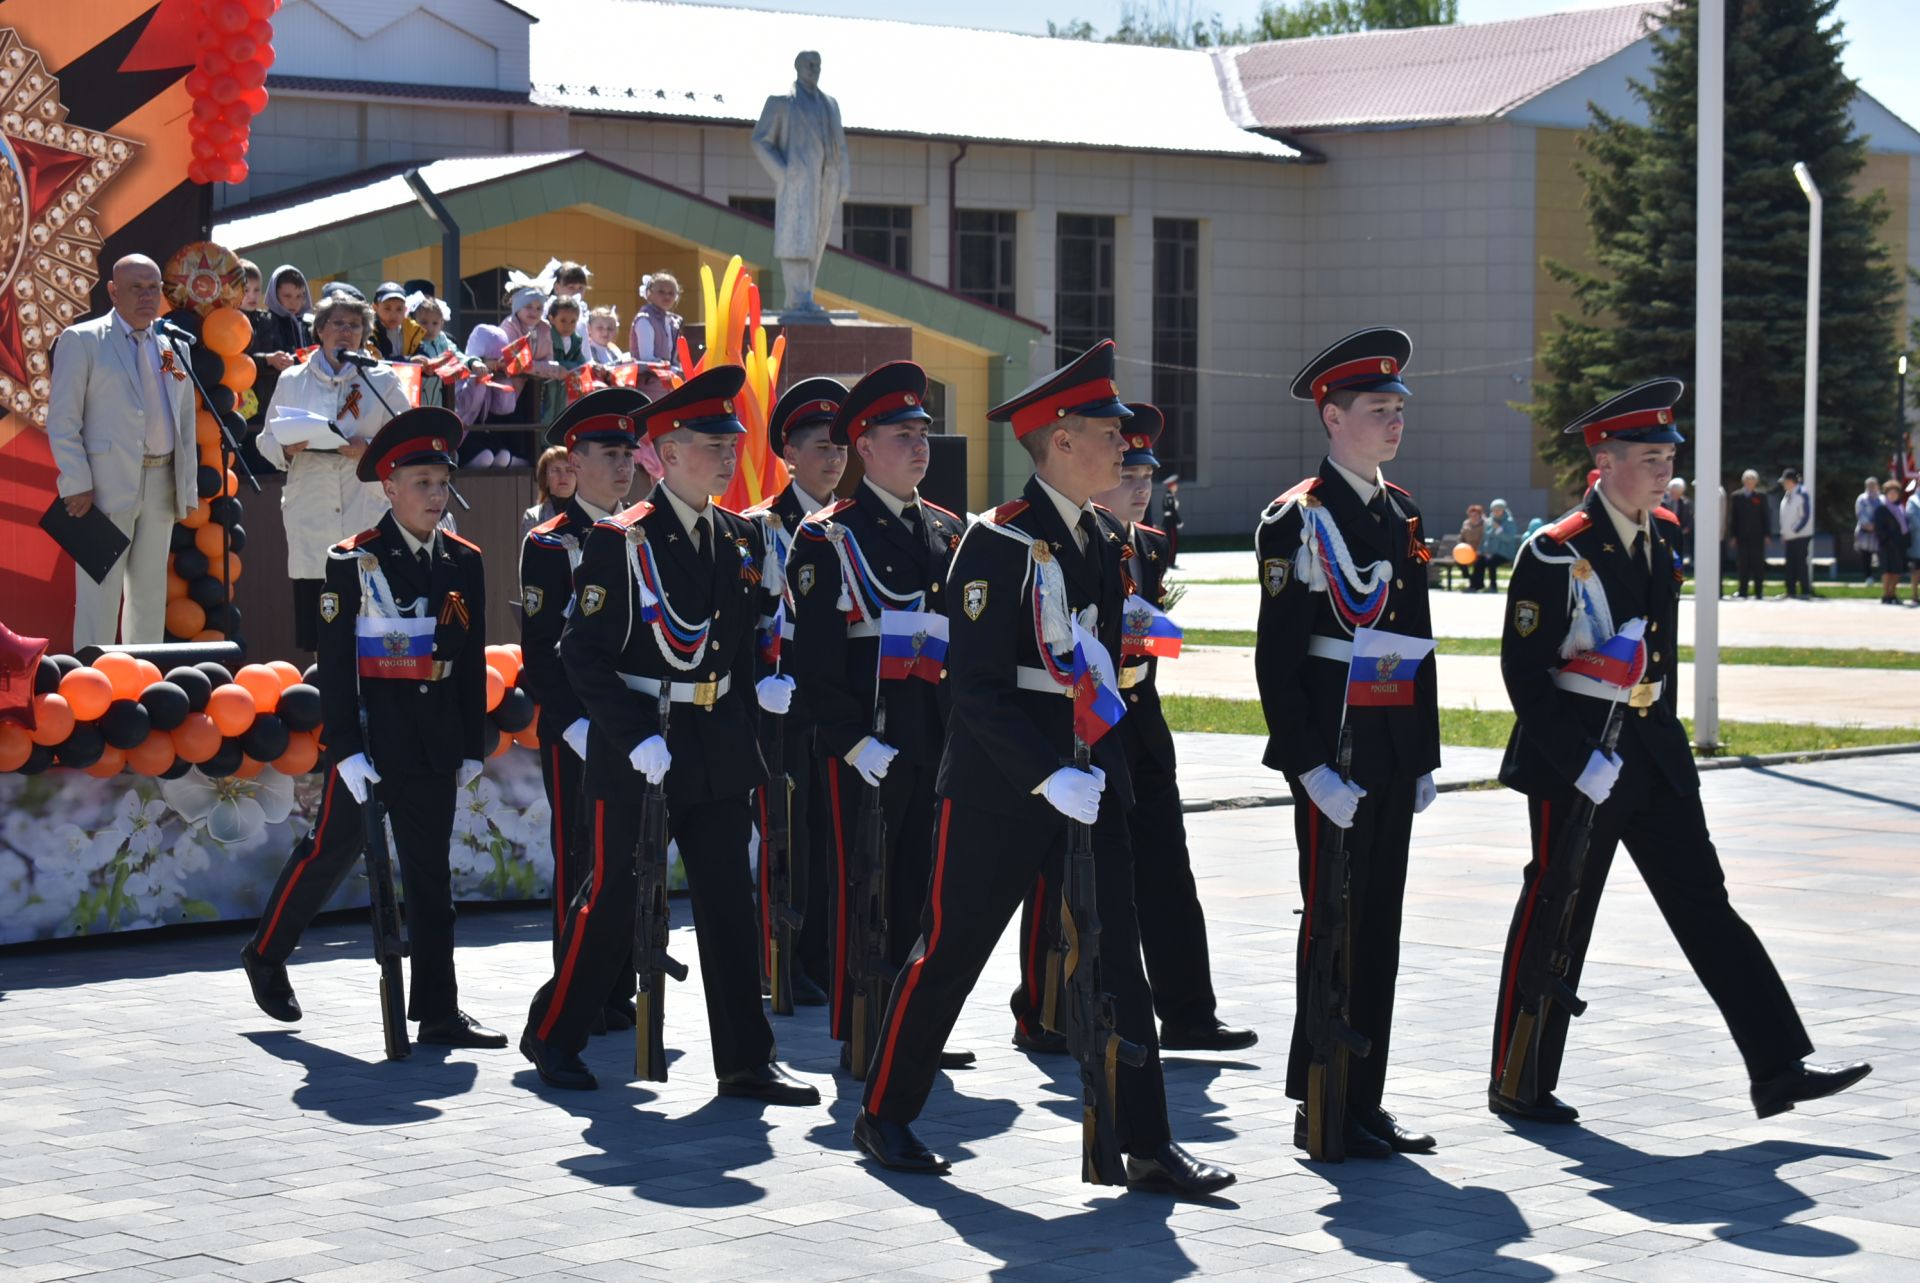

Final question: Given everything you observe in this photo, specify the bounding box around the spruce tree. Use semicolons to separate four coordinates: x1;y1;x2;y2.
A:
1531;0;1902;529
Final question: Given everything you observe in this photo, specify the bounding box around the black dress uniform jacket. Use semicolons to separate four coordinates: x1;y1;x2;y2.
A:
1108;516;1176;771
519;497;594;743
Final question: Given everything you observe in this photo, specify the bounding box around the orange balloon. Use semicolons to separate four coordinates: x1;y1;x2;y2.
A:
93;652;146;701
207;683;257;737
193;521;230;560
167;570;190;600
29;694;74;746
272;731;320;777
485;645;521;688
192;629;227;643
513;724;540;751
83;745;126;778
127;731;177;777
488;730;512;758
234;754;266;779
0;722;32;771
202;305;252;356
133;658;163;690
235;664;282;713
223;551;244;583
172;712;222;763
58;667;114;721
1452;542;1477;566
182;500;211;529
267;660;305;690
223;469;239;498
485;665;505;712
167;597;208;638
221;352;257;392
195;409;221;453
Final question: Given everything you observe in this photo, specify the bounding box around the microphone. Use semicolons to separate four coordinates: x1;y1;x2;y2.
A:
155;318;198;344
334;348;382;369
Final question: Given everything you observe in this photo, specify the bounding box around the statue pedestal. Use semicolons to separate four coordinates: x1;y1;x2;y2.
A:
684;316;913;389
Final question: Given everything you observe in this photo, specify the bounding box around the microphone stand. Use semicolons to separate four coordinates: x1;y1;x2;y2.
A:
163;322;260;649
335;349;471;512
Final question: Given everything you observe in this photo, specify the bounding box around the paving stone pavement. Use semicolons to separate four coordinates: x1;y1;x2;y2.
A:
2;755;1915;1282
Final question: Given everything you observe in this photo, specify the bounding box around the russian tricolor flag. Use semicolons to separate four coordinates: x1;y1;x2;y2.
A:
758;600;785;667
1560;618;1648;689
1121;593;1183;658
1069;619;1127;744
878;609;948;684
1346;625;1437;708
355;615;436;680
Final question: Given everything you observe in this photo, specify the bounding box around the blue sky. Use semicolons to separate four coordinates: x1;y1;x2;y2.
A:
685;0;1920;131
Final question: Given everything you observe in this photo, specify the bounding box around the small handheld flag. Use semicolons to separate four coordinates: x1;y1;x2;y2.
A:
501;334;533;376
878;609;948;684
1069;618;1127;744
1120;593;1183;658
389;363;423;408
1559;618;1648;690
1345;625;1437;708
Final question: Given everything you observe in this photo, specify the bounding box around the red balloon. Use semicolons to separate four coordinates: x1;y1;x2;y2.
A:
191;96;222;121
186;69;211;98
248;18;273;46
235;61;267;91
225;102;254;129
202;51;232;78
192;138;217;160
226;37;259;64
224;160;249;184
256;42;276;68
211;75;241;105
241;86;269;113
188;161;212;185
212;2;251;35
206;121;234;146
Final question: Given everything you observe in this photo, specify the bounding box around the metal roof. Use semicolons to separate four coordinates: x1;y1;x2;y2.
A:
517;0;1300;161
1220;2;1664;134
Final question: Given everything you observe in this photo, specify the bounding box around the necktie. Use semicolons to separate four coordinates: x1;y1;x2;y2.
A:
1631;530;1646;567
901;503;922;534
695;517;713;568
417;547;431;571
1076;511;1099;554
1368;490;1391;523
133;330;172;456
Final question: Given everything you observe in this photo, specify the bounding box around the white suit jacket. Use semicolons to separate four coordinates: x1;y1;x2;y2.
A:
46;310;199;519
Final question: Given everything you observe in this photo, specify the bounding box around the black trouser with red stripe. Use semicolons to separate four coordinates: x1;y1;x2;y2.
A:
524;789;774;1074
249;762;459;1025
863;796;1172;1154
822;754;937;1043
539;740;633;1011
1285;772;1415;1115
1490;759;1811;1096
756;720;834;992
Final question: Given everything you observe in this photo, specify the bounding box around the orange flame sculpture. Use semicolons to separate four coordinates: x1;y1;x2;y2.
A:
670;255;790;512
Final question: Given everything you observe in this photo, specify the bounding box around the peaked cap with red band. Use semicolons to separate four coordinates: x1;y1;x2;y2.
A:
546;386;650;449
356;406;464;482
634;364;747;442
1120;402;1163;467
1290;327;1413;404
1563;377;1687;448
987;338;1132;439
832;360;933;446
769;377;848;455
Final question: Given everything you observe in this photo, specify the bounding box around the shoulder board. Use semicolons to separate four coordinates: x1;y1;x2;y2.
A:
1652;505;1679;524
1540;510;1592;543
815;497;856;521
442;530;482;554
598;501;655;531
741;499;776;518
332;528;382;556
923;499;960;522
1091;502;1114;515
531;511;570;537
1274;476;1322;505
1134;522;1165;537
991;498;1030;524
1384;480;1412;498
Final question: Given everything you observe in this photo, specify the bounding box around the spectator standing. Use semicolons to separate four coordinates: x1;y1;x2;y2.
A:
1459;502;1488;591
1777;467;1815;600
1873;479;1909;604
1160;476;1183;566
520;445;578;541
1664;479;1695;572
1906;480;1920;605
249;265;313;435
499;278;563;426
1729;468;1770;598
1481;498;1519;592
1855;476;1881;579
630;271;684;400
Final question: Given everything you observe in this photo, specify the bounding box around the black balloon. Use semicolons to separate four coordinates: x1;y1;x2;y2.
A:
210;496;243;527
165;666;213;712
159;755;193;780
100;699;152;750
197;465;222;499
224;524;247;554
276;684;323;732
481;723;501;758
206;384;235;417
170;524;197;553
301;663;320;686
34;656;60;694
239;713;290;763
203;603;241;635
188;576;227;609
51;653;81;678
18;744;55;775
491;686;535;733
173;548;210;581
140;681;192;730
194;660;234;689
189;342;223;386
54;723;105;769
200;740;245;778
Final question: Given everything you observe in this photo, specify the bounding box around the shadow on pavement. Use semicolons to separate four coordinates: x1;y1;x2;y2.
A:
1316;1158;1553;1280
529;1073;773;1210
242;1029;478;1124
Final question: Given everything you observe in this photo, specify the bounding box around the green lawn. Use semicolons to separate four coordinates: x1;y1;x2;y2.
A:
1161;694;1916;755
1182;630;1920;669
1174;577;1911;602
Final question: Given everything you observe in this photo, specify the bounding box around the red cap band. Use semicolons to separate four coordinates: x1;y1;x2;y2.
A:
1313;356;1400;402
646;396;736;441
849;389;925;442
563;412;638;449
1581;407;1673;447
376;435;453;480
1010;378;1122;438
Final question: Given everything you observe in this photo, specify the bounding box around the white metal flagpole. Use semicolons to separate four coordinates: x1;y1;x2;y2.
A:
1694;0;1724;753
1794;161;1822;532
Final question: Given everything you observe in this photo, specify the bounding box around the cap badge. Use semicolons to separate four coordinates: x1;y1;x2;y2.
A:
723;400;734;412
904;394;917;406
431;437;445;450
817;401;833;412
1657;410;1671;424
619;416;633;431
1108;381;1119;394
1379;359;1393;374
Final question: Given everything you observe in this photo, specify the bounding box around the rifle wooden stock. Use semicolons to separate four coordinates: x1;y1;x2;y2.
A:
635;690;687;1082
1302;724;1368;1161
847;699;891;1081
762;711;802;1017
355;710;410;1062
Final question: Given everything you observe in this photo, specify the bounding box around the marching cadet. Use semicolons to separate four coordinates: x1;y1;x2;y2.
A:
852;341;1233;1195
240;407;507;1050
1255;328;1441;1159
1488;378;1870;1124
743;377;852;1008
519;387;648;1033
783;361;974;1072
518;366;820;1105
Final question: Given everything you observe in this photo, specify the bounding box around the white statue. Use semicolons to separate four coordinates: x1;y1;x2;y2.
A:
751;51;850;316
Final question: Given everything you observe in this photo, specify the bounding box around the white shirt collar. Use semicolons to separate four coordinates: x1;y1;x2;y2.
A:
1326;456;1383;506
394;521;438;560
575;495;613;524
862;476;918;519
1034;474;1094;549
790;481;830;516
1593;482;1651;557
659;482;711;540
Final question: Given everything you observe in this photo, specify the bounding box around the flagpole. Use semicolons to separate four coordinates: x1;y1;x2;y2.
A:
1694;0;1725;754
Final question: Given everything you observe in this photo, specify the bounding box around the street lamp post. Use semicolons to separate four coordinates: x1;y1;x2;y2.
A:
1792;162;1821;532
1695;0;1724;754
1899;354;1910;482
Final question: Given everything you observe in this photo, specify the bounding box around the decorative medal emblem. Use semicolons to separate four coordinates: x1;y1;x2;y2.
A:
1571;559;1594;582
580;584;607;616
523;586;544;616
358;552;380;573
796;564;816;597
1031;542;1053;565
963;579;988;620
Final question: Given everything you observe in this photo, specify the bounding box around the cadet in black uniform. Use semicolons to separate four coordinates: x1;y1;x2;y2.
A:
783;361;973;1072
240;407;507;1049
1489;378;1870;1125
852;341;1233;1196
520;388;648;1031
743;377;850;1008
1255;329;1441;1158
518;366;819;1105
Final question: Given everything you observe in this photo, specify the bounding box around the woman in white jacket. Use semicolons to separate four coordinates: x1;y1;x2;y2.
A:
256;295;406;650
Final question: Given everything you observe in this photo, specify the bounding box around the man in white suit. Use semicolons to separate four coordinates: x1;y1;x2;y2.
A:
46;255;201;647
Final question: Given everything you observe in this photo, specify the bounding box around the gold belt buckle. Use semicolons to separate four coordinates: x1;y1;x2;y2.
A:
690;679;718;709
1627;682;1655;708
1118;663;1147;689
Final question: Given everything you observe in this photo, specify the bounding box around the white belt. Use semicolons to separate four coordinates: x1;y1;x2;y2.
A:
1307;635;1352;663
1553;671;1663;708
1015;665;1071;696
618;671;732;708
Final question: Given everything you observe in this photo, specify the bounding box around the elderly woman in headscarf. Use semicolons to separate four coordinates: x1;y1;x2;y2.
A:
1480;497;1521;593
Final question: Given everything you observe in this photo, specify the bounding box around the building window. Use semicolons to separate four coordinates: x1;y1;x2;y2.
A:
1055;214;1115;370
1152;218;1200;480
955;210;1016;312
729;196;775;222
843;203;912;272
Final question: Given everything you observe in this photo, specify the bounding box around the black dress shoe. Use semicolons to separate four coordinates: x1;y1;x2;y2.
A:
854;1111;949;1174
240;946;301;1023
1488;1087;1579;1124
1124;1142;1236;1195
1012;1025;1069;1056
1351;1106;1436;1153
519;1030;597;1090
717;1062;821;1106
1751;1060;1872;1119
1291;1105;1392;1160
1159;1020;1258;1053
792;973;829;1007
417;1011;509;1049
938;1049;976;1069
601;999;636;1032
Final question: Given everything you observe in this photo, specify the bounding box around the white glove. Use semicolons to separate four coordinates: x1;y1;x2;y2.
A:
563;717;590;761
1301;763;1368;830
1040;765;1105;824
630;734;671;785
1574;749;1623;807
848;737;899;788
456;758;483;788
336;752;381;804
755;674;796;715
1413;772;1437;814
